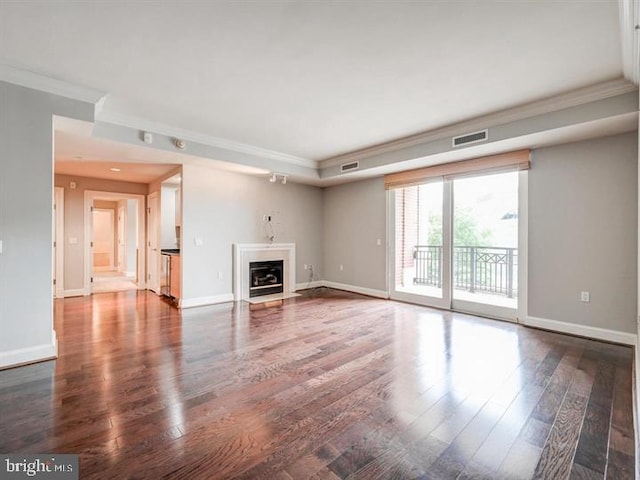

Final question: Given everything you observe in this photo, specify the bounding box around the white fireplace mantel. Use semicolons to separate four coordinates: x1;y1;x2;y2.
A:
233;243;296;301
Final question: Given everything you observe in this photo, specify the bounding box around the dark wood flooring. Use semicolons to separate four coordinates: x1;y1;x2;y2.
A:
0;288;635;479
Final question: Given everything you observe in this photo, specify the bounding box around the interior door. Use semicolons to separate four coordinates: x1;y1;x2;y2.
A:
147;193;160;293
92;209;115;272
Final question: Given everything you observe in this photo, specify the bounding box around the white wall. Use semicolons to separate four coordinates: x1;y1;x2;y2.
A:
0;82;95;368
180;164;324;305
323;177;387;293
54;174;148;291
528;132;637;334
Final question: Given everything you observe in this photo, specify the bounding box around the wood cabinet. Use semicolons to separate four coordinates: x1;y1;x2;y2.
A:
170;254;181;300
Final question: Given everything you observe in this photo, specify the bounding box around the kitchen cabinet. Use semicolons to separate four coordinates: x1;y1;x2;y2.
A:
170;254;181;299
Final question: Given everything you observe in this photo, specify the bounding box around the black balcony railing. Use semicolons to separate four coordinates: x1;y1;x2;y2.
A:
413;245;517;298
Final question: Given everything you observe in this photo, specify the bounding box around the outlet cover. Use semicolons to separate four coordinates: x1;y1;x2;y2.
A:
580;291;590;302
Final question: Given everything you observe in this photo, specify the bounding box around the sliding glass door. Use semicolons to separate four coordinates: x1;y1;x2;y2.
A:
392;180;450;309
390;169;525;321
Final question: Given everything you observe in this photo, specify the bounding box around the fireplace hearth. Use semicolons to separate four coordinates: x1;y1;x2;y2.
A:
249;260;284;298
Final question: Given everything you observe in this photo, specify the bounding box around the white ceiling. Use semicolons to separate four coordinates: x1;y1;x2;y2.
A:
0;1;625;164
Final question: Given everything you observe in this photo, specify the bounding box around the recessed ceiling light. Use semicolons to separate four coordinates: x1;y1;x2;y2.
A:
110;168;121;172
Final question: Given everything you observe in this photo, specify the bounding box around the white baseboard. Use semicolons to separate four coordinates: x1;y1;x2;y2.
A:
64;288;88;298
180;293;234;309
0;331;58;369
322;281;389;299
524;315;637;346
125;271;136;278
295;281;325;291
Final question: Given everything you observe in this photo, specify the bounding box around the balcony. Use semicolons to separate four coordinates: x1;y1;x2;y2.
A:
412;245;518;301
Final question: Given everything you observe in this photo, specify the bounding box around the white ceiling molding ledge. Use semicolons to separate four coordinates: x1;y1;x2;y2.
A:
321;79;637;169
319;82;639;181
96;110;317;169
90;120;321;182
0;62;106;104
619;0;640;85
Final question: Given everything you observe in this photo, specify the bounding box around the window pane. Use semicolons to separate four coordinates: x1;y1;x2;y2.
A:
395;181;443;298
452;171;518;308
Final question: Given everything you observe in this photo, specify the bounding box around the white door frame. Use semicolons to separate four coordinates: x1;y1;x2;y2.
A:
388;179;452;310
146;192;160;294
83;190;146;294
53;187;64;298
117;201;127;274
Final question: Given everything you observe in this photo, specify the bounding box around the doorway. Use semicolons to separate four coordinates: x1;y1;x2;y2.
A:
84;191;146;294
390;169;527;321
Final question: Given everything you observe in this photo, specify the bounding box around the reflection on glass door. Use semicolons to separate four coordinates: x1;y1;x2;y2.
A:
452;172;518;313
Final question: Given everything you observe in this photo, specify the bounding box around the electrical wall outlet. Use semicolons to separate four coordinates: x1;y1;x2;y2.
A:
304;264;308;270
339;264;344;271
580;291;590;302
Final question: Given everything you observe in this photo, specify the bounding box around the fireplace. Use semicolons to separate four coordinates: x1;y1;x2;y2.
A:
233;243;295;302
249;260;284;298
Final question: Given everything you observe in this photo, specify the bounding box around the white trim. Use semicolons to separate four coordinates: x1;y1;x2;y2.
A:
635;343;640;480
0;333;58;369
517;170;529;324
0;62;106;104
295;280;325;291
96;111;317;169
84;190;146;293
451;300;516;323
323;281;389;299
146;192;160;293
233;243;296;301
180;294;234;309
524;315;637;346
63;288;88;298
54;187;65;298
320;78;637;167
619;0;640;85
125;271;136;278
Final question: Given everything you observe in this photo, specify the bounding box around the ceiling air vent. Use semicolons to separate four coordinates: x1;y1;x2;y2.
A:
340;161;360;173
452;129;488;148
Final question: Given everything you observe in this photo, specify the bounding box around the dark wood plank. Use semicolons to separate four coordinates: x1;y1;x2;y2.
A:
0;289;633;479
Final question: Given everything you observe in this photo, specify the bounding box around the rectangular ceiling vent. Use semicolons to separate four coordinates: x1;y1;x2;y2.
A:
340;161;360;173
452;129;488;148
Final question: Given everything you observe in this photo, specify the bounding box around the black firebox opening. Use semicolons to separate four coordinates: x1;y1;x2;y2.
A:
249;260;284;298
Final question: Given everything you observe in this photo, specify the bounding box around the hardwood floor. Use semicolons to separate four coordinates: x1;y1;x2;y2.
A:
0;288;635;479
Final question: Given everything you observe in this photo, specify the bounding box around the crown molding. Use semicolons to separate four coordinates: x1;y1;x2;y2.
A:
96;110;318;169
619;0;640;85
320;78;637;167
0;62;106;104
